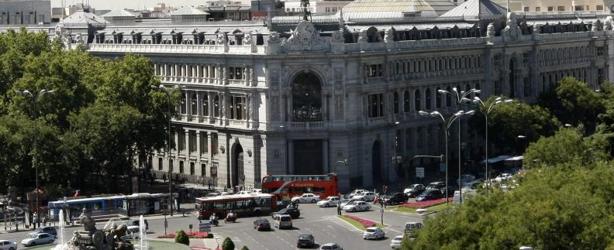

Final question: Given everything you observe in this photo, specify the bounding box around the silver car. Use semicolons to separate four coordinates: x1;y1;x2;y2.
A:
21;233;55;247
363;227;385;240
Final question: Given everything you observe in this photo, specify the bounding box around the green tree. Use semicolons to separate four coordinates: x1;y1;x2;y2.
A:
174;230;189;245
540;77;604;133
483;100;560;154
240;246;249;250
523;128;606;168
222;237;235;250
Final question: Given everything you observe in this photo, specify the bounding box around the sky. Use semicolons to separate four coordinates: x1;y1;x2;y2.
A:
50;0;205;10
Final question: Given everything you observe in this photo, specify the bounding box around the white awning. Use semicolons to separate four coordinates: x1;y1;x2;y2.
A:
505;155;524;162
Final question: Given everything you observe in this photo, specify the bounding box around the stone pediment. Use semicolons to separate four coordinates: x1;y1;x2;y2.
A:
282;21;330;52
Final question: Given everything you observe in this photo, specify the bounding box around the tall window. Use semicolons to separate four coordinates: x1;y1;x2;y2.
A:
213;95;220;117
393;92;399;114
446;87;452;107
230;95;247;120
190;162;195;175
367;64;383;78
179;161;184;174
228;67;244;80
403;91;410;112
368;94;384;117
435;88;442;108
178;130;185;152
189;131;197;153
202;94;209;116
180;95;187;114
158;158;163;171
201;163;206;176
200;132;208;155
211;133;218;155
191;93;198;115
414;89;421;111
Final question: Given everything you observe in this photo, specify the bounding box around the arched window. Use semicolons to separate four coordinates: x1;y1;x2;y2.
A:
292;72;322;122
425;88;432;110
404;91;410;112
202;94;209;116
393;92;399;114
180;94;187;114
414;89;421;111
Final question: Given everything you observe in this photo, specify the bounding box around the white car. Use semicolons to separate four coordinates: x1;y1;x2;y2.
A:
0;240;17;250
320;242;343;250
317;196;340;207
495;173;513;182
348;189;367;199
390;235;404;249
363;227;385;240
353;192;376;202
291;193;320;203
21;233;55;247
342;201;370;212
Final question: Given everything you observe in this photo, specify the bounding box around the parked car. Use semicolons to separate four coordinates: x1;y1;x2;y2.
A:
339;198;361;208
384;192;407;205
343;201;370;212
0;240;17;250
390;235;404;249
403;184;425;198
320;242;343;250
274;214;293;229
30;226;57;238
348;189;367;199
404;222;423;238
317;196;340;207
363;227;385;240
297;234;315;248
120;226;141;240
253;218;271;231
353;192;376;202
416;189;443;202
425;181;445;191
21;233;55;247
273;207;300;219
291;193;321;203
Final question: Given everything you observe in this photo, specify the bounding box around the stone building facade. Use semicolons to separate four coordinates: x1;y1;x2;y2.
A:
18;6;612;192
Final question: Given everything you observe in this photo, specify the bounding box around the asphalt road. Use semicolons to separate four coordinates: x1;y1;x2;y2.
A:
0;203;425;250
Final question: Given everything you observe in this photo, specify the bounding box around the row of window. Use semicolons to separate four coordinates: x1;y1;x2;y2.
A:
172;130;219;156
154;64;249;82
179;92;248;121
365;55;482;79
523;5;604;12
538;47;595;66
157;158;218;180
96;32;265;46
367;83;480;118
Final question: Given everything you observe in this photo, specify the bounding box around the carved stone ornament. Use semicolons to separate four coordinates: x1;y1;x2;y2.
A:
216;32;227;45
243;31;253;45
384;28;394;43
486;22;496;38
332;30;344;43
605;16;613;31
268;32;281;44
358;29;368;43
502;12;521;41
282;21;329;51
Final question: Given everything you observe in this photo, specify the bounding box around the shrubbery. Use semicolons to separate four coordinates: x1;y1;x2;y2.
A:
174;230;189;245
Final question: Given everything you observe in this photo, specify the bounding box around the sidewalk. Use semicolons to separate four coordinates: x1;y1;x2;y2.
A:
186;234;222;250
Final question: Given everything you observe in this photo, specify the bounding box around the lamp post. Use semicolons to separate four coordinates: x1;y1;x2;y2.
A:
473;97;513;190
437;87;479;204
152;84;177;216
16;89;55;228
419;110;469;204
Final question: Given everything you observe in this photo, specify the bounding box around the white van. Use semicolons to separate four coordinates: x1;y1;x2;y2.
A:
404;222;423;237
275;214;293;229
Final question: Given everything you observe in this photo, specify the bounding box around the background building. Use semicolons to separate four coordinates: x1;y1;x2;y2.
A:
0;0;50;25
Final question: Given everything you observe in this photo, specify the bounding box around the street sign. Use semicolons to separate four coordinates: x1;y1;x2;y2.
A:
199;222;211;232
416;167;425;178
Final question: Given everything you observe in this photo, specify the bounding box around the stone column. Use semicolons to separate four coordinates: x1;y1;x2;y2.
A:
196;130;201;157
322;140;329;173
196;91;202;119
288;140;294;174
208;92;214;120
174;128;180;155
185;129;190;157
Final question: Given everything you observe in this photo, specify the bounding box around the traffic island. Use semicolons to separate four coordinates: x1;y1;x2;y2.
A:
338;214;383;230
388;198;451;214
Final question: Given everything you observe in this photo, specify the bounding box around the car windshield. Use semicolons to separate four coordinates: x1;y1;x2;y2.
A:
394;236;404;240
280;216;291;221
366;228;376;232
299;234;312;239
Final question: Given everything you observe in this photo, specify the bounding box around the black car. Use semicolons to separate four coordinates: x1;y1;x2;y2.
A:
253;218;271;231
384;192;407;205
297;233;315;248
273;207;300;219
426;181;445;191
416;189;443;202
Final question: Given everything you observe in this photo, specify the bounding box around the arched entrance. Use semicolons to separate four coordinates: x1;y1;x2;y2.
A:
292;72;322;122
372;140;383;188
232;143;244;188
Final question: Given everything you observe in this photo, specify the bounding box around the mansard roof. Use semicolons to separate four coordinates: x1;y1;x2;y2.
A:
441;0;506;18
342;0;457;18
171;6;209;16
102;9;136;18
60;10;107;29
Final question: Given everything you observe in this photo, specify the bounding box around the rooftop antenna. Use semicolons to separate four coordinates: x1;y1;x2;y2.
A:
301;0;311;21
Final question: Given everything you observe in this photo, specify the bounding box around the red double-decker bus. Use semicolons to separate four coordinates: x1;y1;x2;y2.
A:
261;173;338;201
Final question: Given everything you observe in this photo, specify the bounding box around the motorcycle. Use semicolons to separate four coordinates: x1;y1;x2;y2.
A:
225;212;237;223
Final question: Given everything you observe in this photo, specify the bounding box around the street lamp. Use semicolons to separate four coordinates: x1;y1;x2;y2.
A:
16;88;55;228
473;97;513;190
419;110;470;203
436;87;479;204
152;84;178;216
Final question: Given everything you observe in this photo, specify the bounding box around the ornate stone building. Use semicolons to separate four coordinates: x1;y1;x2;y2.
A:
6;0;612;191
